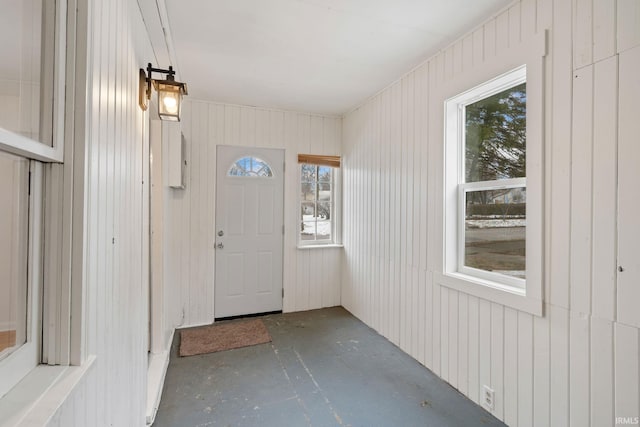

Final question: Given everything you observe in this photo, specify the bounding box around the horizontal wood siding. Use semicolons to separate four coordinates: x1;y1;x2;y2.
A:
341;0;640;426
166;101;343;327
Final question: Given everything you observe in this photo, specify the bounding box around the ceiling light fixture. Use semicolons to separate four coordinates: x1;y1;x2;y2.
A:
139;63;188;121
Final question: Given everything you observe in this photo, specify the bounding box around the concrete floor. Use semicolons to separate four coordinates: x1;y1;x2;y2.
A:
154;307;506;427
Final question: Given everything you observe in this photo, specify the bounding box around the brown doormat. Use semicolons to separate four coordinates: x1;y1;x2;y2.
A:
179;318;272;357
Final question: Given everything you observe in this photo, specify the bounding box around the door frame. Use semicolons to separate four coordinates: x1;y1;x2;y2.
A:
214;145;285;319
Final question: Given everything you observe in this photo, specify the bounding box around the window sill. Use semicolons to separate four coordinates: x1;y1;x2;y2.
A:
434;271;543;316
0;355;96;426
297;244;344;250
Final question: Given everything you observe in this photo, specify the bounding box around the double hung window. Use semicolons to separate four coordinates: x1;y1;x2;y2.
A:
0;0;67;398
441;34;546;316
456;69;527;289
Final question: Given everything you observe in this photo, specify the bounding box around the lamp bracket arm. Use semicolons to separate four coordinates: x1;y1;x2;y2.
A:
146;63;175;80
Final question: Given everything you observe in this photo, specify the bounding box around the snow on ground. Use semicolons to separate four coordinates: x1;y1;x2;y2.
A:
301;215;331;237
466;219;526;229
300;214;523;235
492;270;526;279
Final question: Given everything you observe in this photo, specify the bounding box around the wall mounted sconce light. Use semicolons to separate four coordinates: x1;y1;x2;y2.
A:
139;63;188;121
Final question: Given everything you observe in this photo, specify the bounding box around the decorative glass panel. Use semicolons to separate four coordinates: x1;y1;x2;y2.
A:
228;156;273;177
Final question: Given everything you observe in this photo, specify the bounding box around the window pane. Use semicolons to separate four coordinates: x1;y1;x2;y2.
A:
318;166;332;182
317;182;331;201
316;202;331;220
464;187;526;278
465;83;526;183
0;0;43;142
301;222;316;240
0;151;29;359
301;202;315;220
315;221;331;240
301;182;315;201
301;164;317;182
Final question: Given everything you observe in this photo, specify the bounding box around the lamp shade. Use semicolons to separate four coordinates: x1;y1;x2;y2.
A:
154;79;187;121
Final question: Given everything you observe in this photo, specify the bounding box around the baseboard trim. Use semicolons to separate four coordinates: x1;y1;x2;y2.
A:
145;329;174;426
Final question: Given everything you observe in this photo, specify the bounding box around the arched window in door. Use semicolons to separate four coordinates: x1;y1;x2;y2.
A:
227;156;273;177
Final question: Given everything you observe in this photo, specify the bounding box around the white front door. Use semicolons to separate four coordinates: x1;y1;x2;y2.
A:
214;146;284;318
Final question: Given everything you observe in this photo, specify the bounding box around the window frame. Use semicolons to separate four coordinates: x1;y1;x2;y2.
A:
0;0;67;163
295;154;342;249
0;161;44;398
458;179;527;289
438;31;546;316
455;66;527;290
0;0;82;399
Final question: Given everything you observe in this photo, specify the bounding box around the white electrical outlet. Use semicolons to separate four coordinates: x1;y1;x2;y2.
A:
482;385;495;410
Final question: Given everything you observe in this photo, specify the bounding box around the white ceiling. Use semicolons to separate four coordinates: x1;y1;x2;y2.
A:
164;0;510;115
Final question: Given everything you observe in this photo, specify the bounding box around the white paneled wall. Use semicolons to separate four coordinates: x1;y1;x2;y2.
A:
16;0;638;426
44;0;154;425
166;101;342;328
342;0;640;426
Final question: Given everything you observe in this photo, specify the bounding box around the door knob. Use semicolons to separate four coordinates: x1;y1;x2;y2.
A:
218;230;224;237
216;242;224;249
